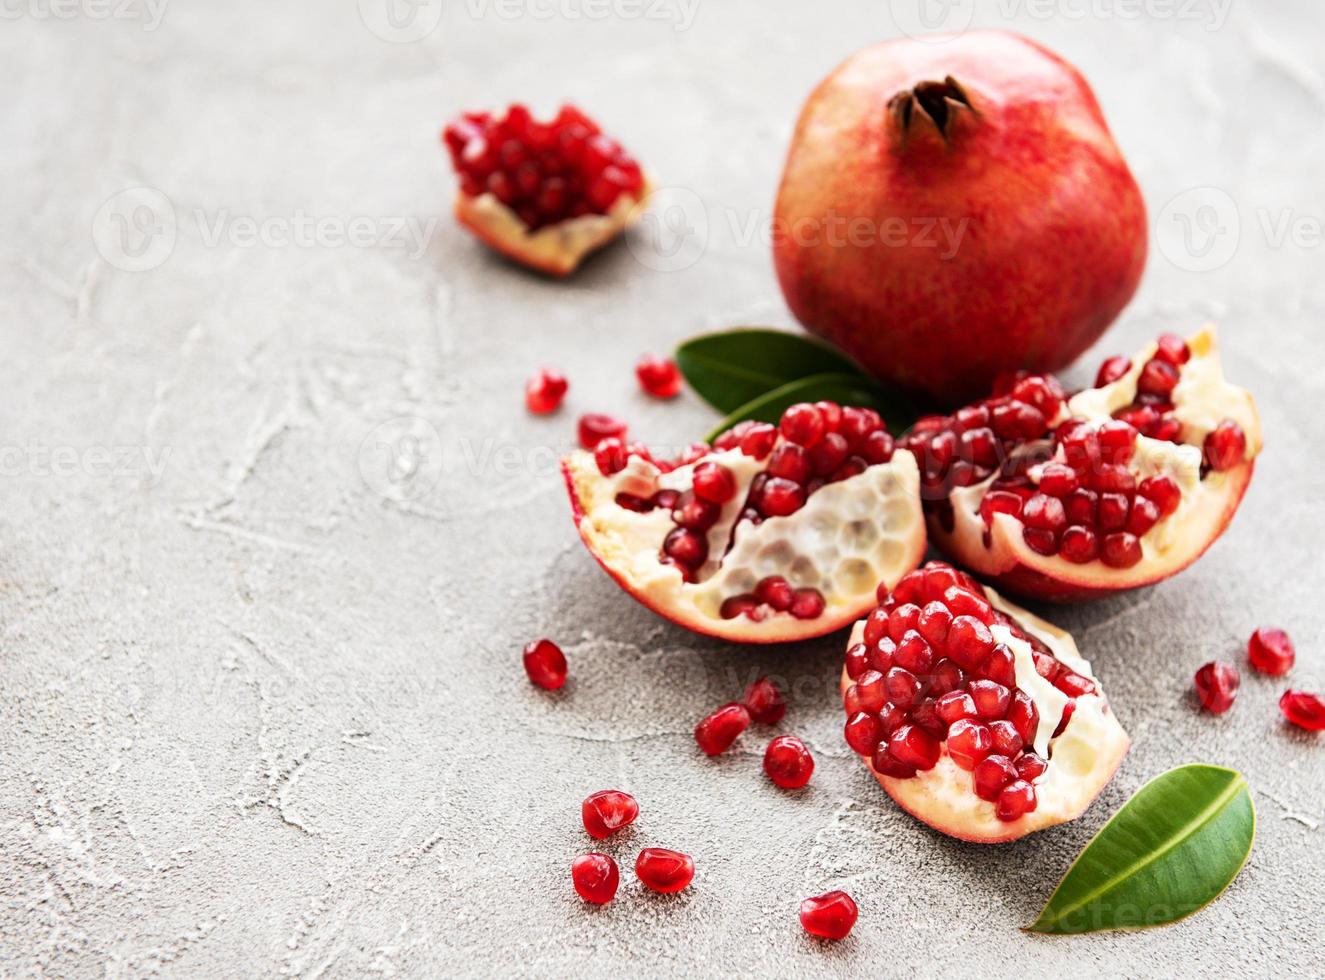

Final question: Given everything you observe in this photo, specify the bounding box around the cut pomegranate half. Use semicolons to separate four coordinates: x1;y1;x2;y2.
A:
442;104;651;276
563;402;926;643
913;329;1261;600
840;562;1129;843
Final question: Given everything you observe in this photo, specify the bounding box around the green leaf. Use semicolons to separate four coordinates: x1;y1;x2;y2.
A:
676;328;867;415
703;373;917;444
1027;764;1254;935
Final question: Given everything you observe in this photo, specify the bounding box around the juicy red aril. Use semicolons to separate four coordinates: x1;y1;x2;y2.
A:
790;588;826;620
445;104;645;228
744;676;787;724
1037;463;1079;498
582;789;639;839
1203;419;1246;471
988;719;1023;757
1022;494;1066;532
572;853;619;904
636;355;681;399
1127;497;1160;536
764;735;815;789
523;639;567;690
634;848;695;894
973;754;1016;802
946;719;993;770
672;493;719;531
1137;358;1180;397
809;432;850;475
895;631;934;674
799;891;858;941
694;703;749;755
1059;525;1099;564
844;711;884;755
691;462;736;504
1095;355;1132;387
1097;419;1138;463
525;368;567;414
1248;627;1295;676
754;576;795;612
852;670;886;712
578;413;628;449
1014;752;1047;781
969;680;1011;720
845;643;870;681
946;616;995;671
995;780;1037;821
1154;333;1191;365
980;490;1023;527
1099;532;1142;568
779;402;826;448
1140;475;1182;517
887;724;940;771
740;423;778;459
1279;690;1325;731
766;443;810;483
757;477;806;517
937;690;977;724
663;527;707;567
1194;661;1239;713
594;438;628;476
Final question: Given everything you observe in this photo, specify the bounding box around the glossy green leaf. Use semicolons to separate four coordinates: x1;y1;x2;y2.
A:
703;373;917;444
676;328;866;415
1027;764;1254;935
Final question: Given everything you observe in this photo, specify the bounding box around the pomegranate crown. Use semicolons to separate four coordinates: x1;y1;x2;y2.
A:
888;76;974;141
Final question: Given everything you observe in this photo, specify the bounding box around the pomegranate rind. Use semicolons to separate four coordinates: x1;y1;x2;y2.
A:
454;179;651;277
841;587;1129;843
563;448;926;644
931;328;1261;601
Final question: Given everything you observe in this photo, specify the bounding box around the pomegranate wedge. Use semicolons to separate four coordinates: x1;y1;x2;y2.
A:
442;103;651;276
842;563;1129;842
911;328;1261;600
563;402;926;643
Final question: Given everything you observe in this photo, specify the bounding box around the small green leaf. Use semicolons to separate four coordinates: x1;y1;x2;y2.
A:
676;328;866;415
703;373;917;444
1027;764;1254;935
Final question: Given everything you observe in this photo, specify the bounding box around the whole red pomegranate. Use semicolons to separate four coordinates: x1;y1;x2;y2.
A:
774;32;1147;405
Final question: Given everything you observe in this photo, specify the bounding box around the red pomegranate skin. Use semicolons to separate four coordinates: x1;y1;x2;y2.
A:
773;31;1147;405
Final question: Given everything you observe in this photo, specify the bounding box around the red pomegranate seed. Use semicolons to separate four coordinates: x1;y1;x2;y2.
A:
887;724;940;771
808;432;850;475
757;477;805;518
1127;497;1161;537
973;754;1016;801
844;712;884;755
1194;661;1239;713
594;437;628;476
525;368;567;414
522;638;567;690
635;355;681;399
790;588;826;620
766;443;810;483
1153;333;1191;365
853;670;886;712
987;719;1023;757
799;891;858;941
946;616;995;671
694;703;750;755
1203;420;1246;471
978;644;1016;687
739;423;778;458
936;690;978;724
946;719;993;770
1015;752;1048;781
871;742;916;778
969;680;1011;720
1095;355;1131;387
1248;627;1295;676
894;631;934;674
1037;463;1079;498
1023;493;1066;532
764;735;815;789
672;492;720;531
572;853;619;904
883;667;921;708
980;490;1023;527
582;789;639;839
860;428;895;464
1007;692;1039;743
995;779;1037;822
779;403;826;448
578;413;627;449
634;848;694;894
691;462;736;504
1139;475;1182;517
662;527;707;567
1137;358;1180;397
1279;690;1325;731
1099;532;1142;568
744;676;787;724
1059;525;1099;564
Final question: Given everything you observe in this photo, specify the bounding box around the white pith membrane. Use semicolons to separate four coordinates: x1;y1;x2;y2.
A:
841;584;1129;843
563;446;926;643
930;328;1261;596
454;181;651;277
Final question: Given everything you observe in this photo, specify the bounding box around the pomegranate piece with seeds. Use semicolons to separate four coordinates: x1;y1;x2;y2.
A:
744;676;787;724
1279;691;1325;731
525;368;568;414
798;890;858;940
840;562;1129;843
1194;662;1239;713
442;104;650;276
571;853;619;904
634;847;694;893
522;639;567;690
918;329;1261;601
636;355;682;399
694;703;750;756
1248;627;1295;676
764;735;815;789
562;400;926;643
581;789;639;840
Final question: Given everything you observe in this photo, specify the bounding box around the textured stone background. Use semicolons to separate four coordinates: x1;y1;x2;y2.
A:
1;1;1323;976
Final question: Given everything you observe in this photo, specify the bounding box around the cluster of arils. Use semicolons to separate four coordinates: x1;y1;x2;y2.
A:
444;104;646;230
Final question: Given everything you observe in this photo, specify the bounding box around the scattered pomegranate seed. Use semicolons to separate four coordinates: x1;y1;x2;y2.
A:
744;676;787;724
694;703;750;755
1279;690;1325;731
1247;628;1295;676
522;639;567;690
798;890;858;940
578;413;628;449
582;789;639;840
636;355;682;399
525;368;567;414
1203;419;1246;471
594;438;628;476
691;462;736;503
1194;661;1239;713
764;735;815;789
1095;355;1131;387
571;853;619;904
635;847;694;893
995;779;1037;821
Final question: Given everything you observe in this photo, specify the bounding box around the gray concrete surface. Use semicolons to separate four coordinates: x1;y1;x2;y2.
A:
2;1;1323;976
